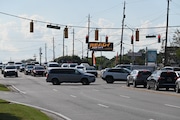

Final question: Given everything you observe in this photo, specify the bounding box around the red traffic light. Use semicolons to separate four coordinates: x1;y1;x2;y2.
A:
158;34;161;43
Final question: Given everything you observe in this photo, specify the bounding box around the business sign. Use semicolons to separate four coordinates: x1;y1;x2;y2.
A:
88;42;113;51
147;50;157;63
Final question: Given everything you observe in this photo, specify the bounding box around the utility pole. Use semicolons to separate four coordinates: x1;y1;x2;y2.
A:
72;28;75;56
39;47;42;65
120;1;126;64
45;43;47;63
87;14;90;60
164;0;170;66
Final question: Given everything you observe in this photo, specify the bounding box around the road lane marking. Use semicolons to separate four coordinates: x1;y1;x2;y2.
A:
119;95;130;99
165;104;180;109
98;104;109;108
11;85;26;94
70;95;77;98
53;89;58;92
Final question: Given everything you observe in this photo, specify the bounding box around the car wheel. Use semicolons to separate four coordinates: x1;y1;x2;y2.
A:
4;74;6;77
175;84;180;93
154;82;159;91
81;78;90;85
133;81;137;88
143;83;147;88
146;83;151;89
166;87;169;91
106;76;114;84
52;78;60;85
126;81;130;87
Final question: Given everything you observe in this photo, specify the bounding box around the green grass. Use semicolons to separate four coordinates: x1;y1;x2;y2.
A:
0;84;52;120
0;84;10;91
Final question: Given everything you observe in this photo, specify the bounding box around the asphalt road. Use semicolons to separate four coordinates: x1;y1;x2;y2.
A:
0;71;180;120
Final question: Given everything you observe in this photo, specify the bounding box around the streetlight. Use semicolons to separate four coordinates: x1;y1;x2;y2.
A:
125;25;134;65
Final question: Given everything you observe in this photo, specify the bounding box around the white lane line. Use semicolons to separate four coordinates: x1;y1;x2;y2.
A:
12;85;26;94
53;89;58;92
119;95;130;99
93;89;99;91
70;95;77;98
98;104;109;108
165;104;180;109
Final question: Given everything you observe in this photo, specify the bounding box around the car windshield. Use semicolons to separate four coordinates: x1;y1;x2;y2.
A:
35;67;44;70
49;64;59;67
6;66;16;69
28;66;33;68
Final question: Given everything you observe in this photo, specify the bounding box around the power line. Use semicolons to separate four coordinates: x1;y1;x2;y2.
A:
1;11;180;30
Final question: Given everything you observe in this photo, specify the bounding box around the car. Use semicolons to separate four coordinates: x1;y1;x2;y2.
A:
84;66;98;77
175;78;180;93
15;62;22;70
161;66;180;76
46;68;96;85
3;65;18;77
19;64;26;72
61;63;70;68
146;70;178;91
45;62;60;75
101;67;131;83
1;64;6;74
24;65;34;75
126;69;152;88
31;66;46;76
75;65;86;72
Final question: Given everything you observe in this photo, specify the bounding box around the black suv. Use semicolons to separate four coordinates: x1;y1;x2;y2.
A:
127;69;152;88
146;70;178;91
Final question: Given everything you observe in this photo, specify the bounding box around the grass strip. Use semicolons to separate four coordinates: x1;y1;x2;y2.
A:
0;99;52;120
0;84;9;91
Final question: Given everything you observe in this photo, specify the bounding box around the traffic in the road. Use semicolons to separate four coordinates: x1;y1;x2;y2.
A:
0;62;180;120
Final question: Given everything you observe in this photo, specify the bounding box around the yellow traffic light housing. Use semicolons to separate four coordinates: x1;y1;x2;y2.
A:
95;29;98;40
64;26;68;38
135;29;139;41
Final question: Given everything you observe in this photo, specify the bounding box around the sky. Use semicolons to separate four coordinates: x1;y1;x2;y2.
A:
0;0;180;63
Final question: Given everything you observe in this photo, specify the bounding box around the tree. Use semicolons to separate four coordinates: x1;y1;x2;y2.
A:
172;29;180;47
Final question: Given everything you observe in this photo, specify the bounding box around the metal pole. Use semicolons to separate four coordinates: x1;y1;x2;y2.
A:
72;28;75;56
164;0;170;66
120;1;126;64
87;14;90;60
63;32;64;57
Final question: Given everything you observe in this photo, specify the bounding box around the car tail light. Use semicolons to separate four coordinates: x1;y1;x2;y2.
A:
46;73;49;78
158;76;163;80
174;77;179;80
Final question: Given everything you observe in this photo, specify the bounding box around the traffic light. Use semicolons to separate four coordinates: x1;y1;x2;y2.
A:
86;35;89;43
105;35;108;42
158;34;161;43
30;21;33;33
135;29;139;41
47;24;60;29
95;29;98;40
64;26;68;38
131;35;134;44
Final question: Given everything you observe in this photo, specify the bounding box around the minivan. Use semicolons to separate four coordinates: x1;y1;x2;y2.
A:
46;68;96;85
